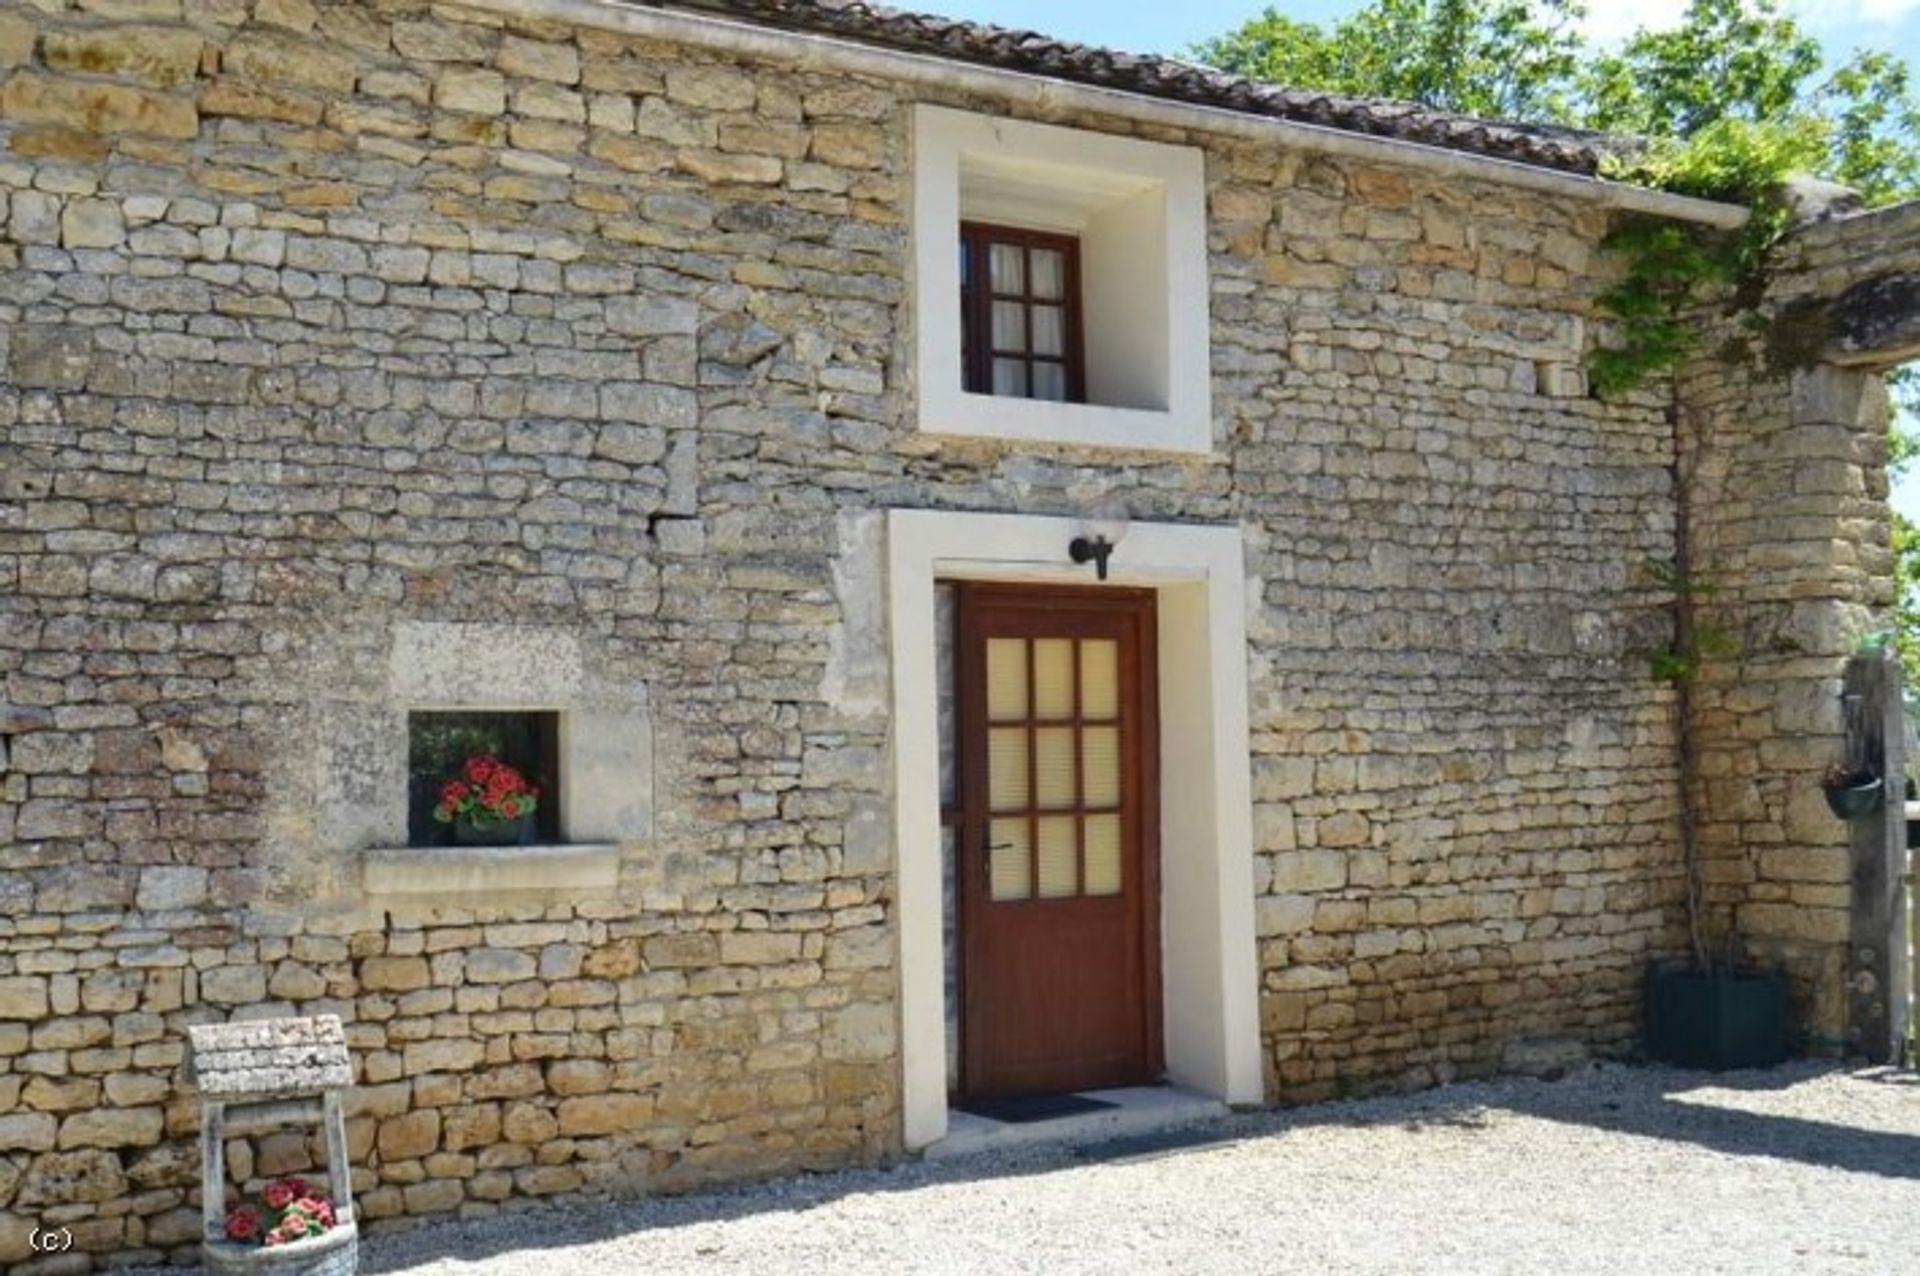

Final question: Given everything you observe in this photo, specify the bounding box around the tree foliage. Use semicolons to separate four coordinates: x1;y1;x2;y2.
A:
1196;0;1918;209
1192;0;1586;122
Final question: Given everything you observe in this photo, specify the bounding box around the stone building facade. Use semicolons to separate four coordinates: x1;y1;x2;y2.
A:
0;0;1901;1269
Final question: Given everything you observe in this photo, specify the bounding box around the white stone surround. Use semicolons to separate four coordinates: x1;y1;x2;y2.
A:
884;509;1263;1150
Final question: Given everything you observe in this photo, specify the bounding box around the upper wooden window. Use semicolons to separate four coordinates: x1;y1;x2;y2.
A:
960;222;1084;404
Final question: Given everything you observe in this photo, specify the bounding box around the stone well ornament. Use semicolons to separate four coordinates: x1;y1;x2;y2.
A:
187;1015;359;1275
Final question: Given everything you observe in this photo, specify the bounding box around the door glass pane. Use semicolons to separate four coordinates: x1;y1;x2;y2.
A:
1030;362;1067;402
1035;727;1076;810
1082;725;1120;809
991;358;1027;397
1032;639;1074;719
986;638;1027;723
1030;248;1063;299
989;241;1024;293
1080;640;1118;719
988;727;1029;812
991;301;1026;353
1036;816;1077;898
1085;813;1122;896
990;817;1032;901
1031;305;1064;357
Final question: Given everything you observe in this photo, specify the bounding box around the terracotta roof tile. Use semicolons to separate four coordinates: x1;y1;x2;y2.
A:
647;0;1624;175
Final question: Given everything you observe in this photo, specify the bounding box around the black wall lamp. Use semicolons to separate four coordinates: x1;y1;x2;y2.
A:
1069;534;1116;580
1068;501;1129;582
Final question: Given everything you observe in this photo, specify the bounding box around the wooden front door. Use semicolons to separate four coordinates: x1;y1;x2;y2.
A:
954;583;1161;1099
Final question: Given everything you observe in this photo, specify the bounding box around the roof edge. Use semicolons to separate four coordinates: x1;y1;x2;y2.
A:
463;0;1749;229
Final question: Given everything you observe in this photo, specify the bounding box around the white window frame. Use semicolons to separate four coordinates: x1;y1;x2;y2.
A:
912;106;1214;455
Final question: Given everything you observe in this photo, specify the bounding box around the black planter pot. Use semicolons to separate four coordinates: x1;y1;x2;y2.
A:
451;815;530;847
1644;963;1789;1070
1822;776;1884;820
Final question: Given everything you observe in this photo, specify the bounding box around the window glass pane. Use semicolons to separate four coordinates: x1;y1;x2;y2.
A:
1082;726;1120;809
1085;814;1123;896
1080;640;1118;719
1030;248;1063;300
1035;727;1076;810
991;300;1027;353
1031;305;1064;357
992;358;1027;397
1031;362;1067;402
989;241;1024;293
988;727;1029;813
1036;816;1077;898
990;818;1032;901
1032;639;1074;719
986;637;1027;723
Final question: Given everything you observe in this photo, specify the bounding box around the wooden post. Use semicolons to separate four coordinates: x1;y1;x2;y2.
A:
1845;647;1911;1062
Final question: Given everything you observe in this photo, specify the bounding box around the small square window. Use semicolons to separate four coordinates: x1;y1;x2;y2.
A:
960;222;1083;404
407;711;561;846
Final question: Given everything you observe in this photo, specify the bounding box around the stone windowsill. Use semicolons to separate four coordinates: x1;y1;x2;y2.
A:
363;844;621;895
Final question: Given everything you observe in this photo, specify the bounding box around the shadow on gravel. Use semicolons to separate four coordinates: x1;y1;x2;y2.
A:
1502;1076;1920;1181
353;1062;1918;1274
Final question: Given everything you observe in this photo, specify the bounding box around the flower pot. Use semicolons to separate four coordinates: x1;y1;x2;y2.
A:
1822;775;1884;820
1644;962;1788;1070
451;815;529;847
205;1222;357;1276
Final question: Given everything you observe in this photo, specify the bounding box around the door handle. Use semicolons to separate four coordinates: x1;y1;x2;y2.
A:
981;835;1013;893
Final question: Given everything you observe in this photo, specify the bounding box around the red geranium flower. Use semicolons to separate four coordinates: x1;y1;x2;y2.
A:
465;756;497;783
225;1205;261;1242
263;1179;296;1210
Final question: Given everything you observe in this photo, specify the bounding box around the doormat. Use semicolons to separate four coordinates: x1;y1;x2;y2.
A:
960;1093;1119;1124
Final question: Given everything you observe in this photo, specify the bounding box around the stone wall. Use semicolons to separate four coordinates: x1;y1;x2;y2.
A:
0;0;1721;1267
1681;201;1920;1047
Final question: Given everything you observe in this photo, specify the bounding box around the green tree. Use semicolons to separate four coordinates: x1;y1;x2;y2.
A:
1196;0;1917;208
1192;0;1586;121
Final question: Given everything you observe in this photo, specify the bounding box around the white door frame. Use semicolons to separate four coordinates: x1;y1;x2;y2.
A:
885;509;1263;1150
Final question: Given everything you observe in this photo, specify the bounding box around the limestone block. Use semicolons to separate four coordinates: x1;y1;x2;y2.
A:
465;948;537;984
17;1148;128;1206
0;978;50;1019
360;956;432;992
136;866;208;911
556;1092;652;1135
498;35;580;85
0;11;34;67
404;1038;484;1074
377;1109;441;1161
198;964;267;1005
1269;850;1349;893
43;27;203;88
57;1106;164;1149
437;66;506;114
547;1059;610;1096
644;933;717;968
1;71;200;138
224;32;356;93
502;1102;557;1143
394;19;494;63
0;1113;57;1151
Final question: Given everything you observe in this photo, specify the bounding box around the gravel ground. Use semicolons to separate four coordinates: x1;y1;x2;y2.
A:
227;1062;1920;1275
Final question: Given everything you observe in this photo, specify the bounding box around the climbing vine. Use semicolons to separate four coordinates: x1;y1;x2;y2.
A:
1588;120;1822;398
